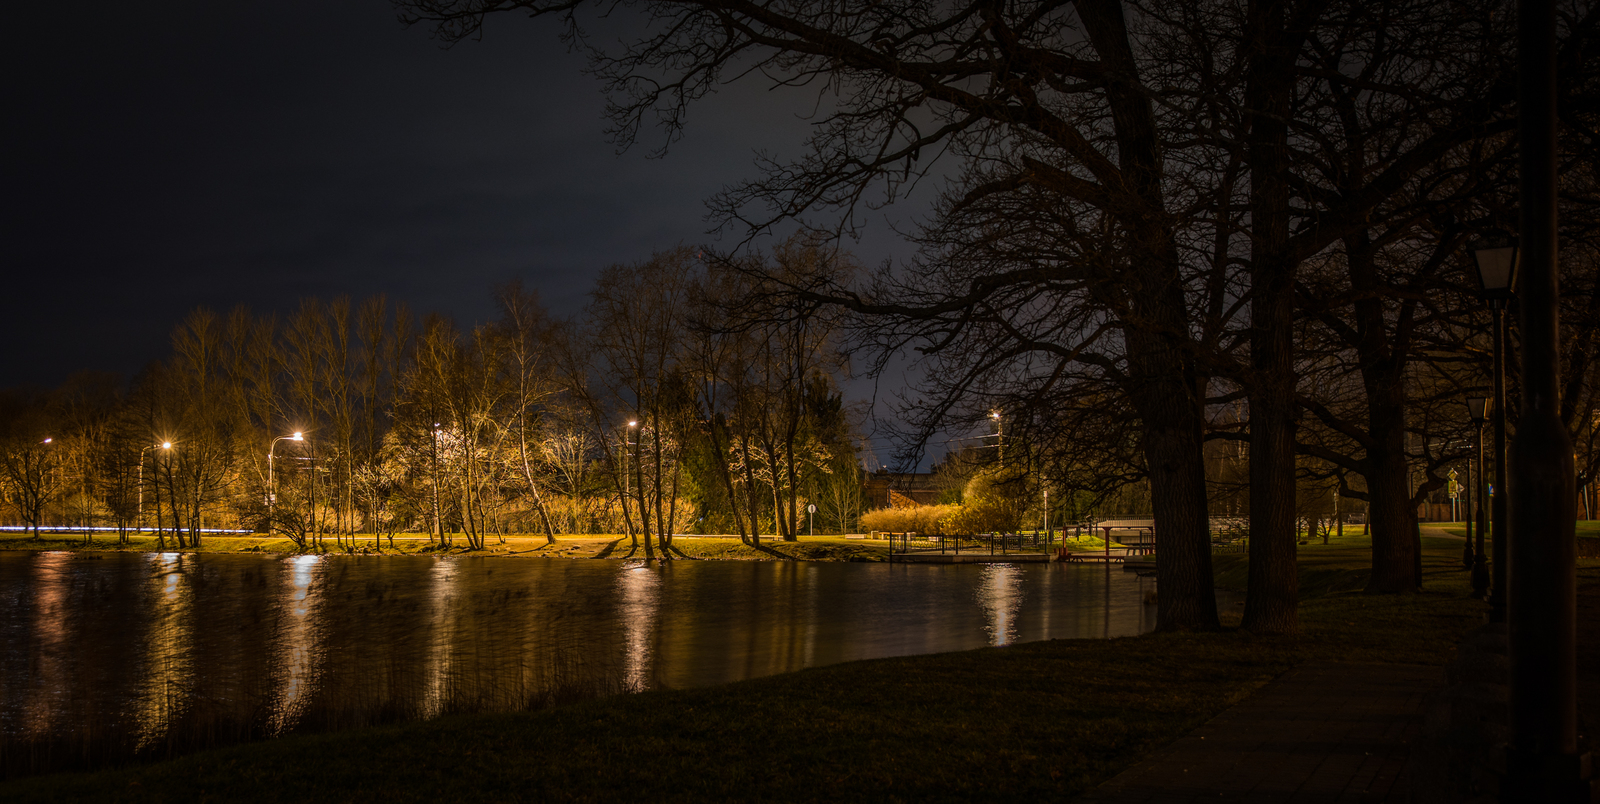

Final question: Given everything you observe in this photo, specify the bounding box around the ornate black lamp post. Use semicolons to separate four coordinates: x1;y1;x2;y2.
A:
1466;397;1490;597
1473;243;1516;621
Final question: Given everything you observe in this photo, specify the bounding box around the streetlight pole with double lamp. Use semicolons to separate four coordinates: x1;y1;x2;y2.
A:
267;432;304;533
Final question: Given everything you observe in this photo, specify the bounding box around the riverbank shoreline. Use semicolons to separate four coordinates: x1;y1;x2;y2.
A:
0;532;904;562
0;532;1129;563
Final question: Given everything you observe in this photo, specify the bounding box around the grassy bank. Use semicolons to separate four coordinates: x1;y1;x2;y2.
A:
0;532;895;562
2;533;1514;802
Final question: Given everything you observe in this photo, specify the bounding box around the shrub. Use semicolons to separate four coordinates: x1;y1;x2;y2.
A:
860;504;960;534
940;467;1033;534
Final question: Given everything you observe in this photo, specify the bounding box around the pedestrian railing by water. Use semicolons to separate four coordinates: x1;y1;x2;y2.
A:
886;530;1058;562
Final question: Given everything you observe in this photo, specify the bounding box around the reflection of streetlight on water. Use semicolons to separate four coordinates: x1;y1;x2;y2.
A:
618;564;660;690
977;564;1022;647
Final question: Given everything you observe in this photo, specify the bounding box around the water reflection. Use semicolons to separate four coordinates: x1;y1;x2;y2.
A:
0;551;1236;767
135;553;193;748
617;563;661;690
977;564;1023;646
23;552;72;735
422;558;458;717
269;555;323;733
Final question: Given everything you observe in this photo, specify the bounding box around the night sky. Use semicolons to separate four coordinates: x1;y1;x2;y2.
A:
5;1;914;391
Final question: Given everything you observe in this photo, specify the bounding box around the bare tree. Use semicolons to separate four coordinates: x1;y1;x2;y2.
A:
0;390;62;537
495;281;564;544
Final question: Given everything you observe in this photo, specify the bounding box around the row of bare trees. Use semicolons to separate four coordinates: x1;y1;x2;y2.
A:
0;243;860;553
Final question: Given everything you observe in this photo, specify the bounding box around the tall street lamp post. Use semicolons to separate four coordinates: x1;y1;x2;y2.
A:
267;432;303;533
1467;397;1490;598
138;442;171;534
155;442;175;546
1504;0;1590;796
138;442;161;531
1460;457;1474;569
624;420;639;544
991;411;1002;461
1474;244;1517;621
430;423;443;543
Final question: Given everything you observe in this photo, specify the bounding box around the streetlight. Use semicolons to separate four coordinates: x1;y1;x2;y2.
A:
138;441;172;533
430;423;443;543
1474;242;1517;623
626;419;639;501
32;437;56;538
623;420;639;543
267;432;303;532
1466;397;1490;597
991;411;1003;461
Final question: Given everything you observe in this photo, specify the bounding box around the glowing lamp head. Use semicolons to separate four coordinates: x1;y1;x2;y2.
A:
291;432;303;441
42;437;52;444
161;442;172;450
628;420;638;427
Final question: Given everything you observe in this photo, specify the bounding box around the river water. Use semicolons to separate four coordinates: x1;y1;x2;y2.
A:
0;550;1169;758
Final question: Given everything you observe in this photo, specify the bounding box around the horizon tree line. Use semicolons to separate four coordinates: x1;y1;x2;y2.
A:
0;242;867;554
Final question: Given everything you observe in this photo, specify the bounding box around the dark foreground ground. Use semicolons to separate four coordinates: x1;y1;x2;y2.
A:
4;533;1595;803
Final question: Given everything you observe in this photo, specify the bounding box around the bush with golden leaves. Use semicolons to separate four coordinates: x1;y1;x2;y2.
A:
859;503;960;534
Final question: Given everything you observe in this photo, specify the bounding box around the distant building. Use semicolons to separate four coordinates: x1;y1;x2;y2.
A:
862;468;944;508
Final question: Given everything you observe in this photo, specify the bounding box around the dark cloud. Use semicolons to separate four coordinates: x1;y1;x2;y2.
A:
4;0;915;388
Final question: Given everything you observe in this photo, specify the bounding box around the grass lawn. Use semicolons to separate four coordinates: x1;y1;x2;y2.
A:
1431;520;1600;538
0;532;896;562
1;530;1523;802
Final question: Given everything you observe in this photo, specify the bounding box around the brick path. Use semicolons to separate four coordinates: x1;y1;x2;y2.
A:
1076;662;1442;803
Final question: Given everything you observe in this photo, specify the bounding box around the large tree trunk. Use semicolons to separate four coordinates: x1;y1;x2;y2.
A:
1365;448;1418;592
1125;330;1220;632
1075;0;1219;631
784;435;799;542
1346;235;1421;592
707;417;752;545
1241;279;1300;633
517;430;560;546
1240;0;1302;634
1362;373;1419;591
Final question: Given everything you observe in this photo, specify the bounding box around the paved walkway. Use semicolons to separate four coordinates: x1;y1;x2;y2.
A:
1076;662;1442;803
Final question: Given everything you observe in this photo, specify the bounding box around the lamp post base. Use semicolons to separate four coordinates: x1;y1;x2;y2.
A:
1502;749;1598;803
